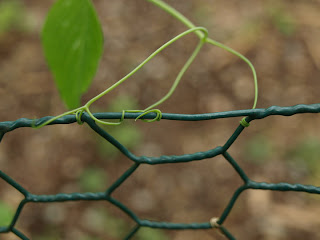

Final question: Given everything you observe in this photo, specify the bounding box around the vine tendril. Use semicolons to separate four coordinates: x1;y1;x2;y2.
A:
75;109;85;125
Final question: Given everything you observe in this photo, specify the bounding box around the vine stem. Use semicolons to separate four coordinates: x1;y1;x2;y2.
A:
146;0;200;37
205;38;258;109
84;27;208;109
83;27;208;125
144;39;206;112
32;106;84;129
147;0;258;109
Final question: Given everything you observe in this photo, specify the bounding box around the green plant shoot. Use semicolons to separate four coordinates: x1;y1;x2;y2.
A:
37;0;258;128
42;0;103;109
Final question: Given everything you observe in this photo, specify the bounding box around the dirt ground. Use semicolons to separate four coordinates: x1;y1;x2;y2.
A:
0;0;320;239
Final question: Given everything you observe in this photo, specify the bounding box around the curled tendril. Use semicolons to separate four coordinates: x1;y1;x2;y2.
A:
85;107;122;126
75;109;85;125
240;117;250;127
135;109;162;122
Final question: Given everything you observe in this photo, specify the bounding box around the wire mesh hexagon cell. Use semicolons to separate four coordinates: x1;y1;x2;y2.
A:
0;103;320;239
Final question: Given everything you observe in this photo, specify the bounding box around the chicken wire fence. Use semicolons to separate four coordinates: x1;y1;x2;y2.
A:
0;103;320;239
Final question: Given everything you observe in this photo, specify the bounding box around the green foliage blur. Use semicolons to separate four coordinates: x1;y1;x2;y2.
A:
267;2;296;36
136;228;169;240
79;167;108;192
244;135;274;164
82;207;129;238
286;137;320;183
0;200;14;226
0;0;27;35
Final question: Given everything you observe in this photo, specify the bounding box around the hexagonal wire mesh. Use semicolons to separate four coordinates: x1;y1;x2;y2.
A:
1;104;320;239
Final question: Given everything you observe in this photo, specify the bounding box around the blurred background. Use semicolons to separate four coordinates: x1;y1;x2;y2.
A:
0;0;320;239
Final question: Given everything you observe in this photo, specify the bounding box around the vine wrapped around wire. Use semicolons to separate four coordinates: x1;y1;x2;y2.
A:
34;0;258;129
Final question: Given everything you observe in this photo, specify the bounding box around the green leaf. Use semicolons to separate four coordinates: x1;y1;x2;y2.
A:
42;0;103;109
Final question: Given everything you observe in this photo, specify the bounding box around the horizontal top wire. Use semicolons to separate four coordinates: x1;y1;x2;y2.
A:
0;104;319;136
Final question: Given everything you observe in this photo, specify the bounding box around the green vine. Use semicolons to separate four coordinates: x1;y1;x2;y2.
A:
34;0;258;129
